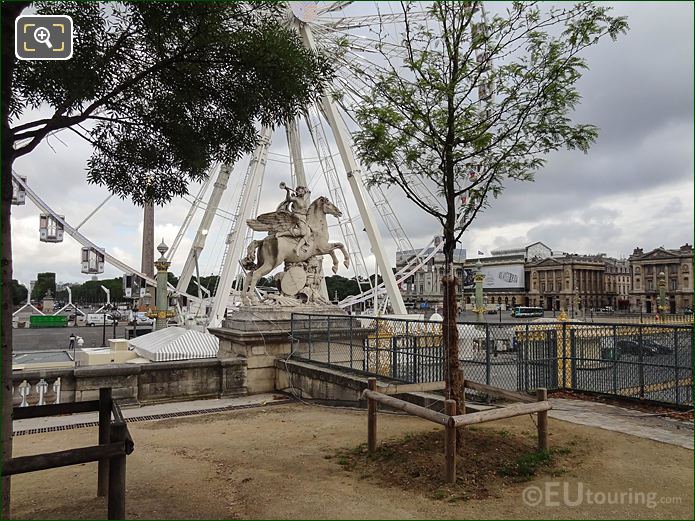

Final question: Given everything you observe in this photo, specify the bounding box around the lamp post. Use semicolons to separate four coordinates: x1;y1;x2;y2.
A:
101;303;110;347
573;286;579;319
474;260;485;323
153;240;172;330
657;271;667;320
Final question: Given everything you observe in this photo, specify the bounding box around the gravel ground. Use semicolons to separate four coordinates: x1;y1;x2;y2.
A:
10;402;694;520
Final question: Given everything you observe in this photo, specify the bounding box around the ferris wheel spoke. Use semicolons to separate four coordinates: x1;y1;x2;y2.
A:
315;1;355;16
317;11;430;31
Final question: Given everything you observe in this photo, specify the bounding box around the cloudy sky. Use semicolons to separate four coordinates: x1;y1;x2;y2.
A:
10;1;694;288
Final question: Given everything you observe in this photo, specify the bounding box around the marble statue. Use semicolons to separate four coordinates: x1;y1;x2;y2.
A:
240;183;349;305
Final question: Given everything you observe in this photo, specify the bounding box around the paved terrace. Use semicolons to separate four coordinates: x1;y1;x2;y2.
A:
13;393;693;450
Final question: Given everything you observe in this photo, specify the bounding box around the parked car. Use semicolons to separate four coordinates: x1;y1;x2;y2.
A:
131;312;154;326
615;339;658;357
641;339;673;355
683;308;693;315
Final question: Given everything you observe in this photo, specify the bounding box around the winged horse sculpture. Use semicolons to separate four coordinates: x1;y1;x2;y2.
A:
241;191;349;304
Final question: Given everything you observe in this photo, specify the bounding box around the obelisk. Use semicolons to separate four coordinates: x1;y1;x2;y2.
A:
140;201;155;309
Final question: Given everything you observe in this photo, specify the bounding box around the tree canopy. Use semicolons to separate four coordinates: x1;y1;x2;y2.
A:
10;1;333;204
351;0;628;424
30;272;56;301
353;1;628;242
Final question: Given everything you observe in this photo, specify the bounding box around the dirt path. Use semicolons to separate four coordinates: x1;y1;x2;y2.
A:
10;403;694;519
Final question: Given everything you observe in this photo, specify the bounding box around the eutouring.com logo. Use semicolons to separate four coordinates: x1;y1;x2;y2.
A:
522;482;682;509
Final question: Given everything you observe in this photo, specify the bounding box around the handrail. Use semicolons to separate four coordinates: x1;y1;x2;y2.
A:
13;400;100;420
3;442;126;476
451;400;551;428
362;389;452;426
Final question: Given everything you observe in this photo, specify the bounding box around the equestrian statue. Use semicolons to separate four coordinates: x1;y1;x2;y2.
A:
240;183;349;305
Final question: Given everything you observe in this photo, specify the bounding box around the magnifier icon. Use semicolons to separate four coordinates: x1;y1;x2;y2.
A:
33;26;52;49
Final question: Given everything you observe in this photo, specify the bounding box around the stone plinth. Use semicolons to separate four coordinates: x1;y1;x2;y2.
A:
209;305;345;395
42;296;54;314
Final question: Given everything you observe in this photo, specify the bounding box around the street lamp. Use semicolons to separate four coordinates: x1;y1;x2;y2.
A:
573;286;579;319
657;271;667;320
101;303;111;347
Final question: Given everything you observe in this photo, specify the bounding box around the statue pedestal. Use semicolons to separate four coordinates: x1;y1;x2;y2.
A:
209;304;344;395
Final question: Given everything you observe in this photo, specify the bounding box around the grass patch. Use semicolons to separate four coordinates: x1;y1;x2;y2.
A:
498;450;552;480
333;428;577;500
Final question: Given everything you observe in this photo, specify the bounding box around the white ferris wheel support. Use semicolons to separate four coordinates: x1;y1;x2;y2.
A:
286;117;330;301
208;126;273;325
299;22;407;315
175;163;232;295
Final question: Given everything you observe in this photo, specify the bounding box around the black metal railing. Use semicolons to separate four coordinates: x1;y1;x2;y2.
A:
290;313;693;406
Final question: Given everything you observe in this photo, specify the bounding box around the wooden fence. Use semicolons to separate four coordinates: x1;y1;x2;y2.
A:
2;388;134;519
362;378;550;483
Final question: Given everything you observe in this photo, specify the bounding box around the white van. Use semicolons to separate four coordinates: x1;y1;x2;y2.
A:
86;313;118;327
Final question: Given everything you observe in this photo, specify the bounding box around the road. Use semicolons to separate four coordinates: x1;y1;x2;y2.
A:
13;325;131;351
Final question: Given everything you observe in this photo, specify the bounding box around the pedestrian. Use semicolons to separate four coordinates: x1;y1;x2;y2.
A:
76;336;84;349
68;333;76;350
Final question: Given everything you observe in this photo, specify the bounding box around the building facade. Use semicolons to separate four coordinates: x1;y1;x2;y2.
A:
525;254;609;312
461;242;553;311
628;244;693;313
604;258;631;310
394;239;693;315
397;236;466;309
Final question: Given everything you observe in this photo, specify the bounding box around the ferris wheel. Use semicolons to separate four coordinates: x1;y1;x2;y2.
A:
12;1;495;326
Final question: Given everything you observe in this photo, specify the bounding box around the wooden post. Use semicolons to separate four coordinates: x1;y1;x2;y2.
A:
536;388;548;452
98;388;112;497
367;377;377;453
444;399;456;483
108;421;127;520
460;378;466;414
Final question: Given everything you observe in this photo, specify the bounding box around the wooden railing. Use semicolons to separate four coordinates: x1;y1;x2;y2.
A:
3;388;134;520
362;378;550;484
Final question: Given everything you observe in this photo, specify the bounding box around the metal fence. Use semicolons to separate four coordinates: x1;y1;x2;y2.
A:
290;313;693;406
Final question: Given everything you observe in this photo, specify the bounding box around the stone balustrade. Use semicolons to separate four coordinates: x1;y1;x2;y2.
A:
13;376;63;407
11;357;246;407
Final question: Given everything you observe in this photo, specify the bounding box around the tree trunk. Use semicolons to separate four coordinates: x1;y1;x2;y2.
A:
2;4;27;517
442;230;463;448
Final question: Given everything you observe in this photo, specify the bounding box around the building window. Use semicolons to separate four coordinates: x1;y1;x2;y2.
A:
671;279;677;291
685;277;689;288
541;282;546;292
419;284;424;293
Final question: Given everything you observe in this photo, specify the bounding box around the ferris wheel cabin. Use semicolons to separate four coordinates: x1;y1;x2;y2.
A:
11;175;26;205
81;247;105;274
39;214;65;243
123;274;147;299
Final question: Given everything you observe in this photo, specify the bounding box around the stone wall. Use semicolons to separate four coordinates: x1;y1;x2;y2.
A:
275;359;447;410
11;357;247;407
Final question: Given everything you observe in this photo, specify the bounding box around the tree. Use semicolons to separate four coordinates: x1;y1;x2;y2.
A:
30;272;56;301
325;275;361;301
1;2;332;515
353;1;627;438
10;280;28;306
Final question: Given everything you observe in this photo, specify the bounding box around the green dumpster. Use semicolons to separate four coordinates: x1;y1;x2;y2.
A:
29;315;68;328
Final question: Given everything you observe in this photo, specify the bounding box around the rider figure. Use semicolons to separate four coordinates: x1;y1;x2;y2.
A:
276;182;312;254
